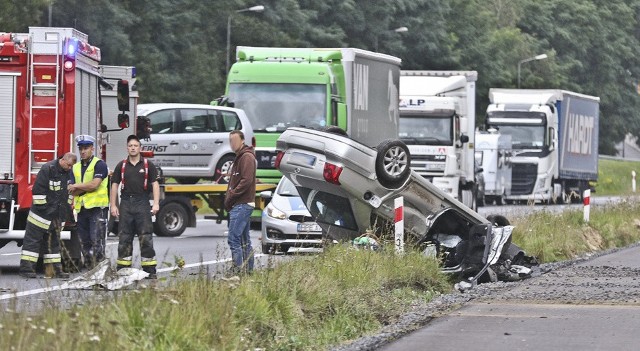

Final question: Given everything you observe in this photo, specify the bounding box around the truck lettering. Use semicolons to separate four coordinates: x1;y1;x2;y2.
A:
142;145;168;153
566;113;595;155
354;63;369;111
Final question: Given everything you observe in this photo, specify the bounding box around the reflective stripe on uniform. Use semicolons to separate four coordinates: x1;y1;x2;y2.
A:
20;250;40;262
27;211;51;230
141;257;157;266
68;195;73;205
43;253;61;264
117;257;133;266
33;194;47;205
49;180;62;191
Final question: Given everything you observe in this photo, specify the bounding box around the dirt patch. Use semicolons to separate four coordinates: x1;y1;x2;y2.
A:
581;227;603;251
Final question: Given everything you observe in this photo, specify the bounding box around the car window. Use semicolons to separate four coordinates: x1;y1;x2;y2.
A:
303;190;357;230
148;110;176;134
220;111;242;131
277;178;300;196
180;109;213;133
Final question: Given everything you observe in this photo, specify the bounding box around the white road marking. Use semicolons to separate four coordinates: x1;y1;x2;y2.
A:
1;252;20;256
157;254;266;272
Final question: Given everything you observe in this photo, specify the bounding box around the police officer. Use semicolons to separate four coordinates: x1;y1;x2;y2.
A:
110;135;160;279
68;135;109;269
19;152;77;278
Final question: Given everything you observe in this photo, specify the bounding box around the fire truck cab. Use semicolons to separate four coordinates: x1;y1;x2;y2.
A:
0;27;133;250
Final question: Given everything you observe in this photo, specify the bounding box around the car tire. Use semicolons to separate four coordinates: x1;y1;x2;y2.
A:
375;139;411;189
495;193;505;206
215;154;235;184
154;202;188;237
323;126;349;136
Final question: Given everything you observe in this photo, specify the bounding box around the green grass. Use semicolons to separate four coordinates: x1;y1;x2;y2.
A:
0;246;449;350
512;199;640;262
596;158;640;195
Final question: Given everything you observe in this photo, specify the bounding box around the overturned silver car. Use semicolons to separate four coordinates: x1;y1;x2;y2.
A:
275;127;537;288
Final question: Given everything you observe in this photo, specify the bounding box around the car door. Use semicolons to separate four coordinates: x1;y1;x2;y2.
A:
143;108;180;172
177;108;217;177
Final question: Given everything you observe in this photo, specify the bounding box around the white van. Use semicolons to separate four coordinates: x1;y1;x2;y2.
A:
138;103;254;184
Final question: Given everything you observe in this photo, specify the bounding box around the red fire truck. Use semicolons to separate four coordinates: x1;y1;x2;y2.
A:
0;27;134;252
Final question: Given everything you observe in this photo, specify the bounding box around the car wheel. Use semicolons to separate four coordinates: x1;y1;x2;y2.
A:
323;126;349;136
215;155;235;184
154;202;188;237
375;139;411;189
495;193;505;206
175;177;199;185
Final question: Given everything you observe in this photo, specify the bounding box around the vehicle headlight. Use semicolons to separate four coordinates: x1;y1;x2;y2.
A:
266;204;286;220
536;176;547;190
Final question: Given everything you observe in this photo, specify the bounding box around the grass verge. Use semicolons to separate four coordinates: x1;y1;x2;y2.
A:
596;158;640;195
0;246;449;350
512;198;640;262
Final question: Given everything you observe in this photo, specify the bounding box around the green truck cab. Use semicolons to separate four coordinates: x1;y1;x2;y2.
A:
217;47;402;184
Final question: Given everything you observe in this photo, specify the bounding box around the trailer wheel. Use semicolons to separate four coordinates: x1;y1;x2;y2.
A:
375;139;411;189
154;202;188;237
175;177;199;185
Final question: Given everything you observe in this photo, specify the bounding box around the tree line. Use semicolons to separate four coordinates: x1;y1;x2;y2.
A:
2;0;640;154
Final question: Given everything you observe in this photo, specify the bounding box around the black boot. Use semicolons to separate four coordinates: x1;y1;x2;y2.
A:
19;260;37;278
53;263;70;279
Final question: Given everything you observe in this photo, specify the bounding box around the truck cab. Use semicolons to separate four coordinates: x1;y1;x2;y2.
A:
399;71;478;210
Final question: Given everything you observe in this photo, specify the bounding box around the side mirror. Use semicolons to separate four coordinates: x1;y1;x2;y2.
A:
460;134;469;144
117;113;130;129
117;80;130;112
136;116;151;141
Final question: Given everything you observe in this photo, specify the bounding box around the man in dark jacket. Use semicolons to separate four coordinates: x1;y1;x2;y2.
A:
19;152;77;278
224;130;256;274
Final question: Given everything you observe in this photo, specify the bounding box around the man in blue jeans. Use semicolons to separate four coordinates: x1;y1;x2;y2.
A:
224;130;256;274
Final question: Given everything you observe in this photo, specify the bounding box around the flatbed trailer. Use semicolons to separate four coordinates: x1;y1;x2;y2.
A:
153;183;276;237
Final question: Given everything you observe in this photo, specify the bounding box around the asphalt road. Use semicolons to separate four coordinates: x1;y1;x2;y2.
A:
380;244;640;351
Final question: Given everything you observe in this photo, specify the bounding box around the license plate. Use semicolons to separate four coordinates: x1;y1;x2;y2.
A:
297;223;321;232
290;152;317;167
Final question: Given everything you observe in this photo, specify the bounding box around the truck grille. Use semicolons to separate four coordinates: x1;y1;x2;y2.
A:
511;163;537;195
410;155;445;177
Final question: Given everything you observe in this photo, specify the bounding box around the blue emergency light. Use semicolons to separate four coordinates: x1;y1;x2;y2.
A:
65;38;78;58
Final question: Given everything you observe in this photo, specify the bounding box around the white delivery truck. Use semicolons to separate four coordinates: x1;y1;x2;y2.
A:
475;131;512;205
399;71;479;209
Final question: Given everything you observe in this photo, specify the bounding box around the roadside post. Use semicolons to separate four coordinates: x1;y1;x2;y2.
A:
394;197;404;253
632;171;636;193
583;189;591;223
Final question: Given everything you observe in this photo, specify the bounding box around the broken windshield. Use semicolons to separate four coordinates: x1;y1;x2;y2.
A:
399;115;453;145
228;83;327;132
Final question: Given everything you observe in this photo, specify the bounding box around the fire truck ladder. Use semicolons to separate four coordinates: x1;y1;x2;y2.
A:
28;36;62;183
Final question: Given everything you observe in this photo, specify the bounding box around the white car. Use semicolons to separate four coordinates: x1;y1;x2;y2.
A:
260;177;323;254
138;103;254;184
275;127;537;286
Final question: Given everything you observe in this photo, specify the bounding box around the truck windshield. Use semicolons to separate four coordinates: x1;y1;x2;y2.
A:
490;125;545;149
398;115;453;145
228;83;327;133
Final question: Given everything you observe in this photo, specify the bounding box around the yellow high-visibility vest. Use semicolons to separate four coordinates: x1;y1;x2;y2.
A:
73;156;109;210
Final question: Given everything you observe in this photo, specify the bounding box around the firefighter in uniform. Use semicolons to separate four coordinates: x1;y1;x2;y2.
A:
110;135;160;279
19;152;77;278
68;135;109;269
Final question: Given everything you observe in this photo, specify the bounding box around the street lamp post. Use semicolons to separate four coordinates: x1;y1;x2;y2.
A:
374;26;409;52
226;5;264;75
517;53;548;88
